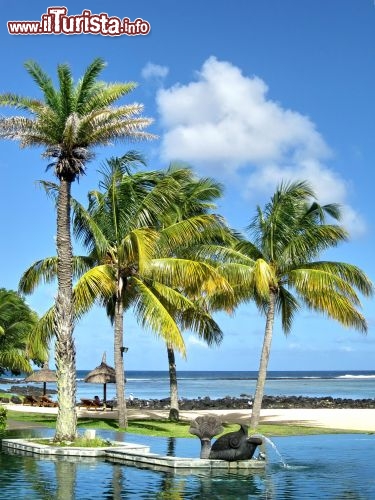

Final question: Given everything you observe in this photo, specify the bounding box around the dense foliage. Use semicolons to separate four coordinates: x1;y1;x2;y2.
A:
0;288;41;374
0;406;6;431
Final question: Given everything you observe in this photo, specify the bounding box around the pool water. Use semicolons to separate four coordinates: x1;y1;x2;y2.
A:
1;429;375;499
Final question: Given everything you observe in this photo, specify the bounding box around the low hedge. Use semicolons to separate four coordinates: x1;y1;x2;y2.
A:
0;405;7;431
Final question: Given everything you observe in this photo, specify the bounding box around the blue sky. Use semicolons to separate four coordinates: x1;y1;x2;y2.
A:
0;1;374;371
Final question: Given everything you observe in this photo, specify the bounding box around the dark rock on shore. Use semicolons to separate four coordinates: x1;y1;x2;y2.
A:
3;384;375;409
5;385;57;397
128;395;375;410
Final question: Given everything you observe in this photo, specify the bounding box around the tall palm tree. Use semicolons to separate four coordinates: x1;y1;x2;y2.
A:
159;165;230;421
0;288;43;374
20;155;231;427
0;59;154;440
71;154;184;427
228;181;373;429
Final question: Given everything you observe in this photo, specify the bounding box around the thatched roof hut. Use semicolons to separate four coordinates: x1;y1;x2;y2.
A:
84;353;116;402
24;363;57;395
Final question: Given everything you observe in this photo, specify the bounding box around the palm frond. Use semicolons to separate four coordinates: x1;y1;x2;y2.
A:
131;277;186;355
27;306;56;352
99;150;147;188
19;257;58;294
252;259;276;298
159;214;228;250
0;288;41;373
73;265;116;316
57;63;74;118
23;60;60;110
0;350;33;373
177;307;223;345
281;225;348;265
0;116;42;141
149;258;232;297
119;229;159;273
301;262;374;297
289;268;362;305
276;286;300;334
72;198;110;256
74;58;107;113
79;82;138;114
38;180;59;203
303;291;368;333
304;201;342;223
0;93;44;113
233;240;264;261
83;113;155;145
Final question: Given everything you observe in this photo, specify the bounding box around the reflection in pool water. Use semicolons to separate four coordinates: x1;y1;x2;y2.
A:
1;429;375;499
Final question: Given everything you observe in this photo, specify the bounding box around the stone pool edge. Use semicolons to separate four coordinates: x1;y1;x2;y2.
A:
1;438;265;469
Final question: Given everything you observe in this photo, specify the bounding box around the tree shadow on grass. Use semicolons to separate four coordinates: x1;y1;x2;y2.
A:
77;418;119;430
7;414;57;428
126;419;191;436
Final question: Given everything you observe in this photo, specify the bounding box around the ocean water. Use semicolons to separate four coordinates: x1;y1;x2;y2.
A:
2;370;375;402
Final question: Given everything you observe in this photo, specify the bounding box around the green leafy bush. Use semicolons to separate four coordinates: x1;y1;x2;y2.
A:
0;405;7;431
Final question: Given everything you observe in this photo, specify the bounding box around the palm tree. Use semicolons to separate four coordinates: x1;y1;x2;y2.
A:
159;165;230;421
71;154;184;427
0;59;154;440
20;155;231;427
229;180;373;429
0;288;43;374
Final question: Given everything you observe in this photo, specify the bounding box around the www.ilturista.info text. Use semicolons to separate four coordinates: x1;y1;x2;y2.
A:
8;7;151;36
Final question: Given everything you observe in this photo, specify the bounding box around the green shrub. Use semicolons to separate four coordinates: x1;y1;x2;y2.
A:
0;405;7;431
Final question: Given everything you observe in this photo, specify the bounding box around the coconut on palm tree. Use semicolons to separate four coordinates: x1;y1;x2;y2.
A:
0;59;154;440
228;180;373;429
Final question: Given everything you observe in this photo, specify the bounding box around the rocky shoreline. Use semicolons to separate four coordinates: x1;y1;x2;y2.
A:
136;395;375;410
2;383;375;409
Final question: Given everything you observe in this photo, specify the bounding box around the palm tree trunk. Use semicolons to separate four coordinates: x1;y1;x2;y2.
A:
167;343;179;421
54;179;77;441
250;289;276;430
114;279;127;428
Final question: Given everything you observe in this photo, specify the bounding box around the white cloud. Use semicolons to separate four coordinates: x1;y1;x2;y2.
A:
339;345;354;352
287;342;302;350
141;62;169;80
156;56;365;236
186;336;209;348
157;57;329;167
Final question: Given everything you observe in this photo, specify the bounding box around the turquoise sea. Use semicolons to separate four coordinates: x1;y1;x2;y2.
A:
2;370;375;401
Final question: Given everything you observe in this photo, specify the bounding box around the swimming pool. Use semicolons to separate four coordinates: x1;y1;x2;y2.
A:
1;429;374;499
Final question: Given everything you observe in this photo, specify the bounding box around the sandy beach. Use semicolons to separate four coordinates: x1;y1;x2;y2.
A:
4;403;375;432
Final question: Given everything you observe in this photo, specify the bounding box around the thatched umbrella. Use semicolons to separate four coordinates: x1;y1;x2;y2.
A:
24;363;57;395
84;352;116;403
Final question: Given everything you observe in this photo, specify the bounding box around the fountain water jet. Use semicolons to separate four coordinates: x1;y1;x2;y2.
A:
255;434;288;467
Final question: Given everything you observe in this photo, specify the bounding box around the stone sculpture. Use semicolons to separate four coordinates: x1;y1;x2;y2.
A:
209;424;262;461
189;415;224;458
189;416;263;461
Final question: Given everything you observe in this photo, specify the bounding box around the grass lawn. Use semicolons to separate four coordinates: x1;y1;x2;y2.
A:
0;392;18;399
33;436;114;447
5;410;355;438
